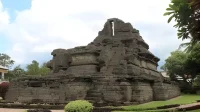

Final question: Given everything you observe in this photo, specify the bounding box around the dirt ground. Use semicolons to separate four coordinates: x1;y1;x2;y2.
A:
0;108;64;112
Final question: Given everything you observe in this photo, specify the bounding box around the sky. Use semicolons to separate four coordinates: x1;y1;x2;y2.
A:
0;0;186;69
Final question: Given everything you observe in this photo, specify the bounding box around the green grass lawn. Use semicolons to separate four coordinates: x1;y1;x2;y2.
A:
120;94;200;111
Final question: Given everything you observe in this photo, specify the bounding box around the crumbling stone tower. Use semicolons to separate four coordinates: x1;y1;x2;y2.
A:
5;18;180;106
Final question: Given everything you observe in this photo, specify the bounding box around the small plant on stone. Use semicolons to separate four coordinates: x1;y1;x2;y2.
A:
64;100;93;112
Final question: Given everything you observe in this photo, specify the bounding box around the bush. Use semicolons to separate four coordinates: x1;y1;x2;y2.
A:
64;100;93;112
193;75;200;87
0;82;9;100
179;81;195;94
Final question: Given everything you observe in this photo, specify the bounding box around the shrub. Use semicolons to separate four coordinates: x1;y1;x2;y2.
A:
193;75;200;87
64;100;93;112
0;82;9;100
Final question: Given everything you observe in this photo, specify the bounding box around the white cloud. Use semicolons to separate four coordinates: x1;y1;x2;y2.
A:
2;0;186;67
0;0;9;31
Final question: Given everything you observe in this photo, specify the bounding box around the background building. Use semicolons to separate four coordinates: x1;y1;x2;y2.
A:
0;65;8;81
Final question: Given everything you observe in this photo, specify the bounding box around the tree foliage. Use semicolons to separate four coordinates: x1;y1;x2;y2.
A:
184;43;200;78
193;75;200;87
4;60;50;80
5;65;26;80
39;62;51;76
26;60;40;75
162;50;188;81
0;53;50;80
26;60;50;76
0;53;14;68
164;0;200;48
163;44;200;86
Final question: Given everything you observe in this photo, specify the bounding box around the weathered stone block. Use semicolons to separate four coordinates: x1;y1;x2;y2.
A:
126;55;141;66
132;82;153;103
127;64;141;75
153;82;180;101
140;60;147;68
71;53;98;66
146;62;157;70
66;65;98;74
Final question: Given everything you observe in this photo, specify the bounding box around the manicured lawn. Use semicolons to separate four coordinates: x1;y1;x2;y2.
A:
121;94;200;111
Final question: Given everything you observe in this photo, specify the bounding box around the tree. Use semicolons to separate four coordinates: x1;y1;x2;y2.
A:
39;63;50;76
163;44;200;93
162;50;196;93
190;0;200;11
26;60;40;75
26;60;50;76
164;0;200;50
178;41;196;53
0;53;14;68
5;65;26;80
5;61;50;80
12;65;26;76
162;50;188;81
184;43;200;78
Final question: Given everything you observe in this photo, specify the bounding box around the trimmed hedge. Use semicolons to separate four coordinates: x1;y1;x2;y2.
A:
64;100;93;112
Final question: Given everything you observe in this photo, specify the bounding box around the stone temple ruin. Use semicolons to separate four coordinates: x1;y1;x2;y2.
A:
5;18;180;106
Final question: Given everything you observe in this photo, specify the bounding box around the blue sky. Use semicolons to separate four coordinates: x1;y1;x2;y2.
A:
0;0;186;70
1;0;31;22
0;0;31;52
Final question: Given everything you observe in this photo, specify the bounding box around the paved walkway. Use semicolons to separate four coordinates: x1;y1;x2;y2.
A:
0;108;64;112
177;102;200;110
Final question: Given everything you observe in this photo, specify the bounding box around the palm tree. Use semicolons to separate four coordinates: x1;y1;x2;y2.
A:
178;41;200;53
164;0;200;47
190;0;200;9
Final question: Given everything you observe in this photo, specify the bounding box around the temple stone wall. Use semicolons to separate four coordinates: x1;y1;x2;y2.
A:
17;88;61;103
62;81;91;101
66;65;98;74
153;82;181;101
6;78;91;104
102;85;124;103
127;64;141;76
71;53;98;66
132;81;153;103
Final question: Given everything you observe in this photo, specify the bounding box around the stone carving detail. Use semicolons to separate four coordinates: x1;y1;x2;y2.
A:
5;18;180;106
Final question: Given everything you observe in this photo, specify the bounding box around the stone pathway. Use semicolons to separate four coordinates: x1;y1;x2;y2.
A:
0;108;64;112
177;102;200;110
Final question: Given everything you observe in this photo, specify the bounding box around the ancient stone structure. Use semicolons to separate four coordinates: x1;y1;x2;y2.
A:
5;18;180;106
